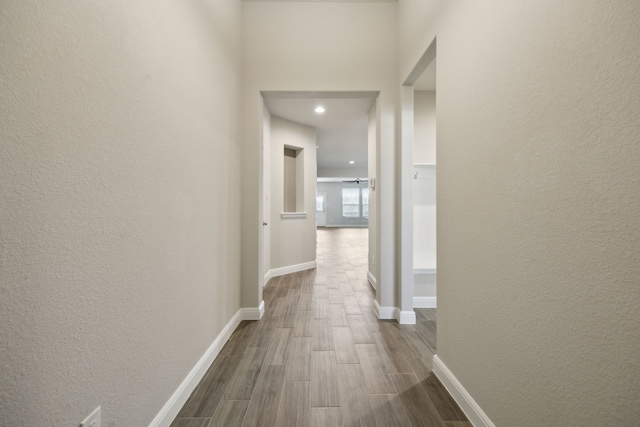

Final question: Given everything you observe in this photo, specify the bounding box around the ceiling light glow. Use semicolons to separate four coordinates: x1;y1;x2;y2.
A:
315;106;325;113
349;161;355;164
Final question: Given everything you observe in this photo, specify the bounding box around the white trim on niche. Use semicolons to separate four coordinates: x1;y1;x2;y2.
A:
266;261;317;281
433;355;496;427
413;296;437;308
281;212;307;219
150;306;263;427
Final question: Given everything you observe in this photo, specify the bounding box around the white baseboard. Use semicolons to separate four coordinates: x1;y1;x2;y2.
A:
413;296;437;308
240;300;265;320
374;300;396;320
433;355;496;427
266;261;317;280
374;301;416;324
150;305;263;427
263;270;273;286
367;271;376;290
398;310;416;324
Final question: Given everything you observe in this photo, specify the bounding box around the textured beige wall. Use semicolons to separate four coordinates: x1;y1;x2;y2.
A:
401;0;640;425
242;2;398;309
317;166;369;178
398;0;442;84
269;116;317;270
0;1;242;425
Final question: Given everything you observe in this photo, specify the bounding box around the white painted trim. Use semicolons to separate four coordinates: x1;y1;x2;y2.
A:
266;261;316;279
367;271;377;290
433;355;496;427
398;310;416;324
413;296;437;308
150;309;243;427
414;253;436;274
374;301;416;324
263;270;273;287
374;300;396;320
281;212;307;219
240;300;265;320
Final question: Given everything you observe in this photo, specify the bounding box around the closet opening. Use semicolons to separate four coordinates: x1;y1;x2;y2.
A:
399;38;437;324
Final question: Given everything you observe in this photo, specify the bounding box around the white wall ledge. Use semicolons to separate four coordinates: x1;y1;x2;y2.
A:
281;212;307;219
414;252;436;274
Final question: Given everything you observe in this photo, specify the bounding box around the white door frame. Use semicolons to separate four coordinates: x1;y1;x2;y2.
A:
399;38;437;324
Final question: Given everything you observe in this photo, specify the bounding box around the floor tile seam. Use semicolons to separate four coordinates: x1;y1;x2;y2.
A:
401;373;453;423
369;392;416;427
203;398;228;427
177;416;212;419
175;383;200;418
366;392;400;395
270;367;291;427
227;347;269;401
183;354;246;417
398;394;428;427
233;402;250;427
418;380;468;423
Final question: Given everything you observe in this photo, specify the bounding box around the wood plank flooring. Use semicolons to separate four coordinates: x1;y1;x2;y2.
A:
171;228;467;427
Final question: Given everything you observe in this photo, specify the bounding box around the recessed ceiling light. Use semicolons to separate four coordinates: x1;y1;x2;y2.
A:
349;161;355;164
315;106;325;113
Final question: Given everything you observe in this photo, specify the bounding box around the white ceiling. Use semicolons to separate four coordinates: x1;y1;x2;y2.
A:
262;91;377;171
261;62;432;172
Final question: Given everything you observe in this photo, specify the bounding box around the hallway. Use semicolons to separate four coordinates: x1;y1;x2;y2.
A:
171;228;468;427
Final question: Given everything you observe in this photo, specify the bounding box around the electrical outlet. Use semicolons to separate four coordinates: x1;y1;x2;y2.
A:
80;406;101;427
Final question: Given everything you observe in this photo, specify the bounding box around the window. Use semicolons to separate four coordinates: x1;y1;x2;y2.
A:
342;188;370;218
362;188;369;218
342;188;360;217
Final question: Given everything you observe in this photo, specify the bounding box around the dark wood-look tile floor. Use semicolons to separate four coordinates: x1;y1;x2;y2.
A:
171;228;468;427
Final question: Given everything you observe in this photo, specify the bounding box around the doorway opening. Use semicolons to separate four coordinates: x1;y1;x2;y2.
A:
316;192;327;227
260;91;378;297
400;38;437;324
